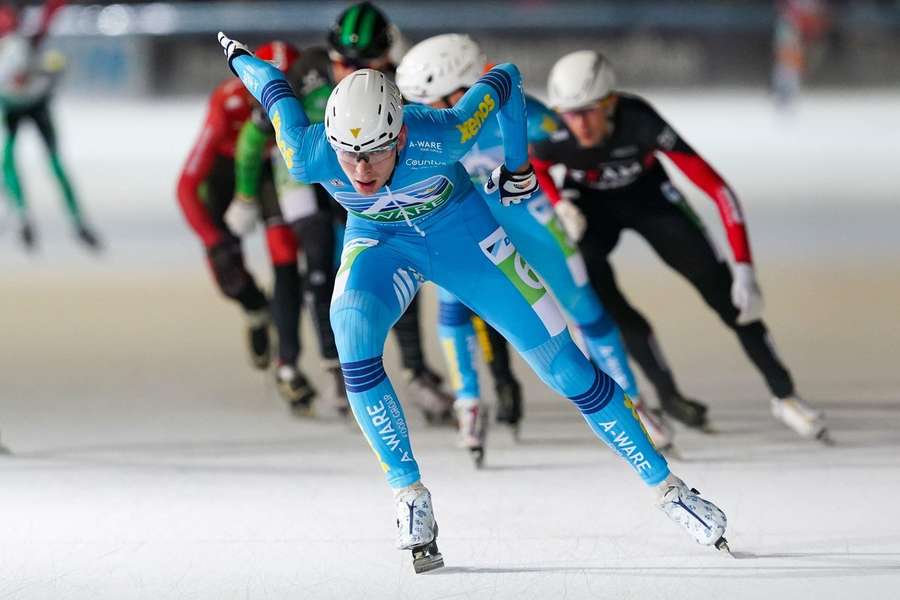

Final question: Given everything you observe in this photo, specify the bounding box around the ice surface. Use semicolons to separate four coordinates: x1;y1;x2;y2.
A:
0;93;898;598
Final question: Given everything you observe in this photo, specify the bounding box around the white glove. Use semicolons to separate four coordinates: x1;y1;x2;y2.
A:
484;164;540;207
731;263;764;325
225;199;260;237
554;198;587;242
217;32;251;75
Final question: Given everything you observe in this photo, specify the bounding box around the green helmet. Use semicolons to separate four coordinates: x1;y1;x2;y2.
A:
327;1;393;63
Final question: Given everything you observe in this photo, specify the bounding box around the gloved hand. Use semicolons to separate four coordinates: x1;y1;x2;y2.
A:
484;164;540;207
225;197;260;237
217;31;251;76
731;262;764;325
554;197;587;242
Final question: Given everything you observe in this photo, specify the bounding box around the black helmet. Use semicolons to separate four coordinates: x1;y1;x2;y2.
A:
328;2;392;62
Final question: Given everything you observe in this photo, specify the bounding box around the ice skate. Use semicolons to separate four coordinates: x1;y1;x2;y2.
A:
657;475;729;553
244;309;271;370
75;223;102;252
659;393;709;431
631;396;676;453
18;220;36;252
494;379;523;437
454;398;488;468
395;483;444;573
275;364;316;415
404;368;454;425
771;395;829;442
323;361;350;417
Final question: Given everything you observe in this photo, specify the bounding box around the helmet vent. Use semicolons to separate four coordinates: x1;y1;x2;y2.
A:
387;112;393;126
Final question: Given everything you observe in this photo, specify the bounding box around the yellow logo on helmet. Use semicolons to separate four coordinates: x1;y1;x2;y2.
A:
350;127;362;138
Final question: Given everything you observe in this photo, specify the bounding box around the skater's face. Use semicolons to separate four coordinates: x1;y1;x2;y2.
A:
337;126;408;196
560;95;617;148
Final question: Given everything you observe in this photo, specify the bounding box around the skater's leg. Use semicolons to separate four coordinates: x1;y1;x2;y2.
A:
33;102;83;226
436;287;480;402
476;317;515;385
2;110;27;221
579;228;684;402
491;193;639;397
331;231;425;489
637;207;794;398
205;156;271;367
281;180;340;362
260;173;302;367
435;200;669;486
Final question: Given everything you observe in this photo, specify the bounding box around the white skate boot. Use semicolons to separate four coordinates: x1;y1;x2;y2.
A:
395;483;444;573
631;396;675;452
454;398;488;468
657;475;730;553
771;395;829;441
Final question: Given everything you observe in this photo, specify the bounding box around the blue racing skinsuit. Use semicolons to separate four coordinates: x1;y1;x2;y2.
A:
229;54;669;489
438;95;640;403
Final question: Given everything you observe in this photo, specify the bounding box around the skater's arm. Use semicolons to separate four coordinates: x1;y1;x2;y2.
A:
224;40;328;185
424;63;529;170
176;103;226;248
661;150;752;264
641;102;752;264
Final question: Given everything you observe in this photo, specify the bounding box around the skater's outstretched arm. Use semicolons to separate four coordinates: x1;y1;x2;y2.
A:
219;33;331;185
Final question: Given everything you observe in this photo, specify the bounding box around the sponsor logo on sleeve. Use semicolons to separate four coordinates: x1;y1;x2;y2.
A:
457;94;496;144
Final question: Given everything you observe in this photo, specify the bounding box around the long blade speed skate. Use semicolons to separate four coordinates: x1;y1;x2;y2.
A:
395;483;445;574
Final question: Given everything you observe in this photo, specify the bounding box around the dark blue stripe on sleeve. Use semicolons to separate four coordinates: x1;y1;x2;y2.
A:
476;69;512;105
261;80;296;114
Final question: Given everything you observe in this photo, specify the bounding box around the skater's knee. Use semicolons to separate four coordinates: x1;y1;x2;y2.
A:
522;333;596;397
330;289;394;360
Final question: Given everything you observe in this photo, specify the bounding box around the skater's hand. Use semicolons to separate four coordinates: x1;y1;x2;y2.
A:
731;263;764;325
217;32;251;76
225;197;259;237
485;164;539;207
554;197;586;242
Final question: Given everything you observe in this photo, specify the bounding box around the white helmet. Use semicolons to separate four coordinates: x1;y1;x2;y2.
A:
548;50;616;112
325;68;404;152
395;34;485;104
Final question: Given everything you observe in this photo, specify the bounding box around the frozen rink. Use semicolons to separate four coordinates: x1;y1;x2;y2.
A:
1;93;899;598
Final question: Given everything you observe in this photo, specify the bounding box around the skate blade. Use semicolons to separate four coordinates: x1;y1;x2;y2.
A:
470;447;485;469
714;537;732;556
289;398;316;418
816;428;835;446
412;551;444;573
